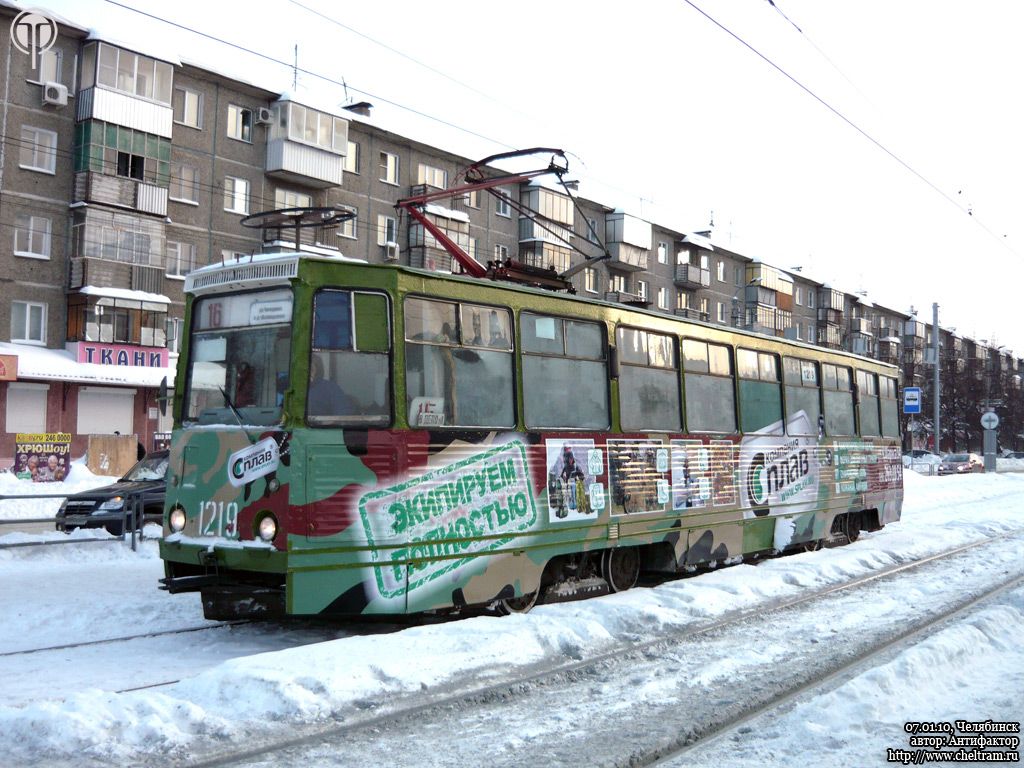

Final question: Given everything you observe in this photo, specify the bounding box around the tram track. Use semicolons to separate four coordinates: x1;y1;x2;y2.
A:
175;525;1024;768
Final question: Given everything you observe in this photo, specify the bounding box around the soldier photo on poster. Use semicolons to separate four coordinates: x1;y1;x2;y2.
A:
545;438;599;523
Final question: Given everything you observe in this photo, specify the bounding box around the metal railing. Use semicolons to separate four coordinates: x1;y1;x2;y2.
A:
0;492;148;551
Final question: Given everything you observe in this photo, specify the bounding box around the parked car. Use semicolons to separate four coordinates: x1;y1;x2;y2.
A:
55;450;169;535
1004;451;1024;460
904;449;940;459
937;452;983;475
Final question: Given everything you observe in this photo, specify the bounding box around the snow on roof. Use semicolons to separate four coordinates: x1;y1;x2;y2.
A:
424;202;470;223
881;336;902;343
0;342;174;387
680;232;714;251
79;286;171;304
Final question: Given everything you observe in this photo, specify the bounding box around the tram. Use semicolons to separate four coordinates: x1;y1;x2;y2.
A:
158;248;903;619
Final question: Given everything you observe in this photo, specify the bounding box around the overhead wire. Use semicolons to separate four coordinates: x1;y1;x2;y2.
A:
682;0;1019;259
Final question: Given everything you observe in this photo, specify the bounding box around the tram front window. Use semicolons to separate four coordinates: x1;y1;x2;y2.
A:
185;289;292;426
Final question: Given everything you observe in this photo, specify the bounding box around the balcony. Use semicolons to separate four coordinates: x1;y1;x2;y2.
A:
817;307;843;326
606;243;648;271
605;290;649;307
76;86;173;138
73;171;168;217
674;307;709;322
69;256;149;291
673;264;710;289
266;139;343;188
850;317;872;335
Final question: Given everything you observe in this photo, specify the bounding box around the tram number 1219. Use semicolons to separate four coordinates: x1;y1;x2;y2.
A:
199;500;239;538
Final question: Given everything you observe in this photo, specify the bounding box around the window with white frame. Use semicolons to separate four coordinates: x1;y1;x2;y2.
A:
808;291;815;309
223;176;249;214
227;104;252;142
735;266;742;286
676;248;691;266
610;273;627;293
286;103;346;152
87;42;172;103
377;214;397;245
700;297;709;315
344;140;360;173
166;240;197;277
166;317;184;354
417;163;447;189
173;87;202;128
14;214;51;258
467;237;478;261
495;188;511;217
795;286;803;306
584;267;598;293
717;260;726;282
636;280;648;301
676;290;688;310
463;189;479;208
338;206;357;238
657;241;668;264
19;126;57;173
169;163;199;203
586;217;599;243
379;151;399;184
11;300;46;344
494;243;509;260
658;287;669;310
716;301;725;323
807;323;816;343
275;188;312;209
31;48;62;84
700;253;710;270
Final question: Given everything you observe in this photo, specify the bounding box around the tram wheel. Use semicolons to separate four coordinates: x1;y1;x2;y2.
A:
494;589;540;616
803;538;824;552
602;547;640;593
845;512;862;543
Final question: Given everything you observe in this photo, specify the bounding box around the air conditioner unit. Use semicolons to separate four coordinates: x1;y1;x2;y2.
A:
42;81;68;106
255;107;273;125
383;241;400;261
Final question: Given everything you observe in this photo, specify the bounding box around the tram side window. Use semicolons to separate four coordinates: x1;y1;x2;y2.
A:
309;290;391;426
783;358;821;436
616;326;681;431
737;349;782;434
856;370;881;437
404;298;514;428
522;312;608;429
682;339;736;433
821;363;854;436
880;376;900;438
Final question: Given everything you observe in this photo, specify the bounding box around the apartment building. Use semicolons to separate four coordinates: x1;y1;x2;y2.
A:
1;3;1020;459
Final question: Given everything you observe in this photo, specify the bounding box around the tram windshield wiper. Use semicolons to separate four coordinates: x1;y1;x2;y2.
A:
219;386;257;444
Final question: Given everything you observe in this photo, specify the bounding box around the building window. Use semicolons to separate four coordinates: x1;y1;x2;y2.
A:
166;241;197;278
700;253;709;270
610;273;627;293
495;188;511;217
379;151;399;184
19;126;57;173
586;217;600;243
169;164;199;203
275;188;312;209
700;297;709;316
677;248;690;266
227;104;252;142
795;286;803;306
223;176;249;214
807;323;816;343
676;291;688;310
717;260;726;282
88;42;172;104
30;48;62;84
657;241;668;264
338;206;357;238
584;267;598;294
166;317;183;353
286;103;347;152
377;214;397;245
735;266;742;286
494;243;509;260
658;287;669;310
716;301;725;323
636;280;648;301
14;214;51;258
116;151;145;180
344;140;360;174
463;189;479;208
417;163;447;189
808;291;815;309
173;87;202;128
11;301;46;344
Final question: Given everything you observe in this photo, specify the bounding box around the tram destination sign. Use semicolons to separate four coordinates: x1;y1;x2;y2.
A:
903;387;922;414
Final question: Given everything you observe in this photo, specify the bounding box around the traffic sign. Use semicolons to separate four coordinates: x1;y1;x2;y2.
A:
903;387;922;414
980;411;1000;430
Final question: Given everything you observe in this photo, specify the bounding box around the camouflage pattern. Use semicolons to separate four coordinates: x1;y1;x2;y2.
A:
160;255;904;618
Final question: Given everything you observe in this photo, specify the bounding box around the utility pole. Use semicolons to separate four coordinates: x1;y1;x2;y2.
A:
932;303;940;453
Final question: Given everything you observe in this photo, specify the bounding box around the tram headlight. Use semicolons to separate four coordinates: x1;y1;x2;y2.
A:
257;514;278;542
169;508;186;533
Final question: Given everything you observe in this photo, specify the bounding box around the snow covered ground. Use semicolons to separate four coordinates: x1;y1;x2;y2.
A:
1;469;1022;767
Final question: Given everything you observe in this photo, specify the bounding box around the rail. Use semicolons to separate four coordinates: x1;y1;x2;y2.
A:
0;493;147;551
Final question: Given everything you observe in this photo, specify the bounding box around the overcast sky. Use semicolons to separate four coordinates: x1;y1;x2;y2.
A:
29;0;1024;355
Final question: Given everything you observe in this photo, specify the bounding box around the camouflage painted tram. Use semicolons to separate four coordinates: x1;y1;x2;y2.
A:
159;250;903;619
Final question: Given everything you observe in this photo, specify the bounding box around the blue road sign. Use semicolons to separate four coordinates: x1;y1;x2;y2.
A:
903;386;922;414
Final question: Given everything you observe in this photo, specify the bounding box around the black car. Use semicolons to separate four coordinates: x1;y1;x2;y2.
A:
56;450;169;535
